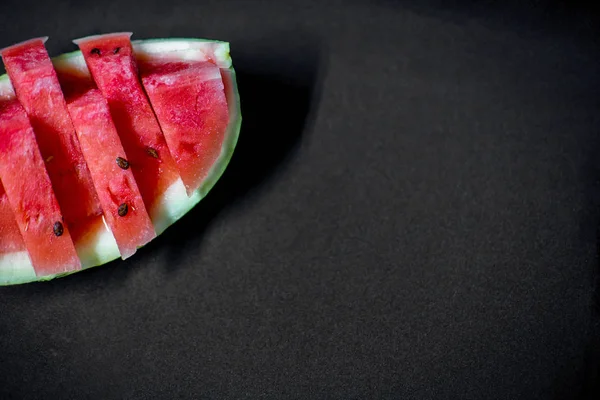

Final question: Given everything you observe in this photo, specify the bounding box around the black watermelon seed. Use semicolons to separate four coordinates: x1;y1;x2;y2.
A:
53;221;64;237
116;156;129;170
113;47;121;54
90;48;101;56
146;147;159;159
118;203;128;217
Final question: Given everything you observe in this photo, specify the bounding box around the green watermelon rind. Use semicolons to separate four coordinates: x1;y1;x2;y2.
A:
0;38;242;286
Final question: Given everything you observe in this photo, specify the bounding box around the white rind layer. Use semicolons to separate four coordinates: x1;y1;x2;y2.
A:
74;217;121;269
0;251;35;285
132;38;232;68
0;38;241;285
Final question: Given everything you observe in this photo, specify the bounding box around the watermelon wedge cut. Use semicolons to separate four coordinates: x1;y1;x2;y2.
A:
0;87;81;276
0;181;25;254
54;58;156;259
139;60;230;196
0;85;29;275
73;33;181;230
0;36;241;285
0;180;33;278
0;37;108;262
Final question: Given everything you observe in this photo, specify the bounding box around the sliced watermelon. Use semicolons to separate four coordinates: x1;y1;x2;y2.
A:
73;33;181;227
0;76;119;283
0;179;35;281
0;94;81;275
0;37;241;285
54;58;156;259
67;91;156;259
0;180;25;254
139;60;229;196
0;37;106;259
0;78;36;284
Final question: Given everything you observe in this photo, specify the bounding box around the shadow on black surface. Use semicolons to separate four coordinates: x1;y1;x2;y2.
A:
146;32;326;272
0;31;326;293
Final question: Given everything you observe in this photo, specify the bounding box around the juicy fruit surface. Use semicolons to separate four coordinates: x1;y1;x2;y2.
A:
0;99;80;275
55;57;156;260
0;37;242;285
67;89;156;259
75;33;181;221
140;61;229;195
0;38;102;233
0;181;25;254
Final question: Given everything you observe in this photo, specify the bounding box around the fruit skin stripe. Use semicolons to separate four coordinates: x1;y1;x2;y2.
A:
0;38;241;286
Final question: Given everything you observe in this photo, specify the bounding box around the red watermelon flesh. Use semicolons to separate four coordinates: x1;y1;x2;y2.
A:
0;98;81;275
0;38;102;243
74;33;180;222
139;60;229;196
63;85;156;259
0;180;26;254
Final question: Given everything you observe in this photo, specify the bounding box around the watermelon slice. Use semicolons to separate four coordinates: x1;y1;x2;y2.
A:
54;57;156;259
0;87;81;276
0;181;25;254
0;37;241;285
139;60;229;196
132;38;240;204
0;84;31;275
0;37;108;262
73;32;181;230
0;180;34;279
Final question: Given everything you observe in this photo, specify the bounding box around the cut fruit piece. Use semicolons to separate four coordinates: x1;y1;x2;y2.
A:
139;60;229;195
0;37;105;258
74;32;181;227
55;59;156;258
0;78;36;284
0;37;241;286
0;96;81;275
71;102;155;259
0;179;34;282
0;180;26;254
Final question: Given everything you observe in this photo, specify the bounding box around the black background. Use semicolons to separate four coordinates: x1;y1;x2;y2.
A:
0;0;599;399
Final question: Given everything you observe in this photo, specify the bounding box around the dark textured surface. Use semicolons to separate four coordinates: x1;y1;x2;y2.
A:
0;1;599;399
